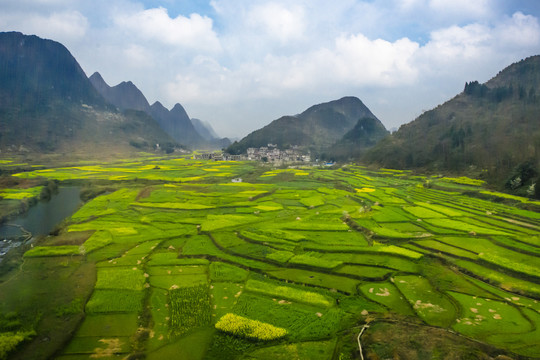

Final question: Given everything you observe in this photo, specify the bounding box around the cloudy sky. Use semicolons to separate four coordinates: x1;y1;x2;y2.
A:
2;0;540;138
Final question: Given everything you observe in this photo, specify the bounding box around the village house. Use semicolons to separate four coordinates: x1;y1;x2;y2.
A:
195;144;310;163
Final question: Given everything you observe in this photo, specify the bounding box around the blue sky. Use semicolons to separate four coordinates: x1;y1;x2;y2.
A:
2;0;540;138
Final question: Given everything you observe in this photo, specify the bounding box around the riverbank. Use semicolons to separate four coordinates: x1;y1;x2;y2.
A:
0;185;81;274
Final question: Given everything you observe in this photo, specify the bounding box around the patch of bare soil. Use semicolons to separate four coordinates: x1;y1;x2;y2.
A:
135;186;153;201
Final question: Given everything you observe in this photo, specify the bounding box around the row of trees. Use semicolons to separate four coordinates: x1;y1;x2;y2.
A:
464;81;537;103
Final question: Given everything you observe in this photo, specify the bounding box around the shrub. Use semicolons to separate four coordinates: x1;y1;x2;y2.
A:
0;331;35;360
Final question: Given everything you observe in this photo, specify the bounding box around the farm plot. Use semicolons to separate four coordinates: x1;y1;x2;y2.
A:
359;282;415;316
334;264;393;280
246;339;336;360
147;288;169;350
450;291;532;339
169;285;212;336
297;230;369;247
65;313;139;357
393;275;457;327
61;336;132;356
211;282;245;319
148;269;208;290
215;313;287;341
266;268;360;294
85;289;143;314
486;307;540;357
245;279;333;307
3;158;540;360
95;267;146;291
231;293;343;341
209;262;249;283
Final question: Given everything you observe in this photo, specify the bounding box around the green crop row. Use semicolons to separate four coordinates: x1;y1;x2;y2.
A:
453;260;540;297
288;253;343;269
478;253;540;279
440;176;485;186
413;239;477;259
423;218;509;235
266;250;295;263
245;279;332;307
147;253;209;266
24;245;81;258
81;231;112;253
201;214;261;232
266;268;360;294
95;267;146;291
209;262;249;282
0;186;43;200
85;289;143;314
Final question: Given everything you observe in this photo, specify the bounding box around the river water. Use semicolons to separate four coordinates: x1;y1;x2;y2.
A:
0;186;82;258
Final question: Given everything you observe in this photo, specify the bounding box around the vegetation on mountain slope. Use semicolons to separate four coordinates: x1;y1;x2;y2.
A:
364;55;540;197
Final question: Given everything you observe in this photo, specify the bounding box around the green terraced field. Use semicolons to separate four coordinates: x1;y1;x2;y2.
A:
0;157;539;359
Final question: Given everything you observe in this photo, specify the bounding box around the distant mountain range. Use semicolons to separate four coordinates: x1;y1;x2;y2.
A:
0;32;174;155
0;31;227;156
364;55;540;194
89;72;228;149
192;118;219;141
227;96;387;156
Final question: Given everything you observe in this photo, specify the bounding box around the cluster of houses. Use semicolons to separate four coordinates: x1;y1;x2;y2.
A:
194;144;311;163
194;152;239;161
246;144;310;162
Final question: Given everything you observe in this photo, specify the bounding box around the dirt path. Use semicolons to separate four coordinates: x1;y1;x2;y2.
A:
357;324;369;360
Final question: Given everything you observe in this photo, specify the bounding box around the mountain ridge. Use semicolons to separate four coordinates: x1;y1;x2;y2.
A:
327;117;390;161
364;55;540;194
89;72;151;113
191;118;219;141
90;71;230;149
226;96;384;155
0;32;175;155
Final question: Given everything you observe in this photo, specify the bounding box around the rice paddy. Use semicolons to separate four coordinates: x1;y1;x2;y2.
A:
0;158;539;359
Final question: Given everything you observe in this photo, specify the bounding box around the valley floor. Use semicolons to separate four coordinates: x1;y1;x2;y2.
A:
0;156;539;360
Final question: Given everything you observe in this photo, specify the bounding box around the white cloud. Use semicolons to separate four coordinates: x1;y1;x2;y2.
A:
424;24;492;61
247;3;306;44
417;11;540;74
0;10;88;41
495;12;540;48
114;7;221;52
333;34;419;85
163;31;421;112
